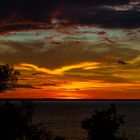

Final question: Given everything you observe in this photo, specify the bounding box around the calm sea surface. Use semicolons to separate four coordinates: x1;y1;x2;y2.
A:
33;101;140;140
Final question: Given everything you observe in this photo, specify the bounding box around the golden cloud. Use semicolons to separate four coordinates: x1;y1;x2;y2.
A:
16;62;100;75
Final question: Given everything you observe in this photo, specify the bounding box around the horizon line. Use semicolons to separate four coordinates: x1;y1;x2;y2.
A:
0;98;140;101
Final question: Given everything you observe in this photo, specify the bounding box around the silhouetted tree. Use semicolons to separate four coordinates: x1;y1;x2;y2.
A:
0;64;20;91
0;64;65;140
0;101;65;140
0;101;34;140
82;103;128;140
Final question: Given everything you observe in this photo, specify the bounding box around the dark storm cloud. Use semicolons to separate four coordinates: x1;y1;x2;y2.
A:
60;0;130;6
0;0;140;30
57;3;140;28
0;0;130;19
0;0;59;21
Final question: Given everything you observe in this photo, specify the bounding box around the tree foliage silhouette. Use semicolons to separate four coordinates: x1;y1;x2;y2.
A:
0;101;65;140
82;103;128;140
0;101;34;140
0;64;65;139
0;64;20;91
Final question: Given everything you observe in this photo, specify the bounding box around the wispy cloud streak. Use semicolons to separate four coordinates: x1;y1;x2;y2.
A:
16;62;100;75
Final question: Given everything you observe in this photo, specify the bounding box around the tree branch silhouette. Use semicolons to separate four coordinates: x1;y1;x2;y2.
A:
0;64;20;91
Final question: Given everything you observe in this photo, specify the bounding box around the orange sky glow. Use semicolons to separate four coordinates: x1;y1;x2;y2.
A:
0;25;140;99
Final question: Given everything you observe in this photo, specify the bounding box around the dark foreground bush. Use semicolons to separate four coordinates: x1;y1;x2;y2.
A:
0;101;65;140
82;103;128;140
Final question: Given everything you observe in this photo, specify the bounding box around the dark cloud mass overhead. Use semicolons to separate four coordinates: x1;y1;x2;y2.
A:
0;0;140;29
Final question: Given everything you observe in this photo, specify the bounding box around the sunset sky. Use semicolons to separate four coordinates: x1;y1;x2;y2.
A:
0;0;140;99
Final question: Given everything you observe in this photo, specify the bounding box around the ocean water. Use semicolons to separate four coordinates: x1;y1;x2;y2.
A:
34;101;140;140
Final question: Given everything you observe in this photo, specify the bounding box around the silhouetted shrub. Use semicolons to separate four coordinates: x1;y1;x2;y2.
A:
0;101;65;140
0;101;34;139
0;64;20;91
82;103;128;140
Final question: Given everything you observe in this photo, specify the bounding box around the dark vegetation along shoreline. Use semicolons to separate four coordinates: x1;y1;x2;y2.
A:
0;101;129;140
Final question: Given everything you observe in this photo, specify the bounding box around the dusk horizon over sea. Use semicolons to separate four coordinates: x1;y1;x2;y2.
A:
0;0;140;140
31;100;140;140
